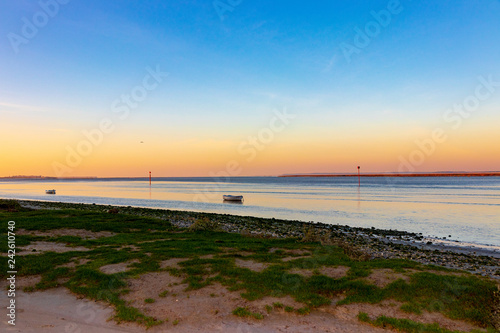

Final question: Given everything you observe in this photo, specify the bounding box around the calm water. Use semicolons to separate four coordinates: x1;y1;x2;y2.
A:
1;177;499;248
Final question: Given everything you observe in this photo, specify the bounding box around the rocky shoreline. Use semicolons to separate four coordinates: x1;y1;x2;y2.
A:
17;199;500;280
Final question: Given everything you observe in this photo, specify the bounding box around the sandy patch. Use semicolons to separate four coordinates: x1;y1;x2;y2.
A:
0;285;394;332
288;268;314;278
221;248;255;257
57;258;91;268
17;228;115;239
333;300;484;332
0;288;125;333
270;248;311;256
282;256;313;263
320;266;350;279
272;248;313;262
121;272;386;332
1;278;470;333
136;239;175;244
99;260;141;274
17;241;91;255
124;273;243;325
364;269;410;288
119;245;140;252
287;266;349;279
235;258;270;272
221;247;238;252
123;271;186;300
16;275;42;290
200;254;214;259
160;258;187;269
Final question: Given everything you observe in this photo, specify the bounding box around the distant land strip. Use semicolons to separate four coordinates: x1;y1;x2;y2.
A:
279;172;500;178
0;176;97;180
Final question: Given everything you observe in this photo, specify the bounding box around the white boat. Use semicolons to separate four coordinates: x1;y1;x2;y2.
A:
45;189;56;194
223;195;243;202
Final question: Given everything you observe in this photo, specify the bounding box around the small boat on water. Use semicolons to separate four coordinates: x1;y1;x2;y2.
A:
223;195;243;202
45;189;56;194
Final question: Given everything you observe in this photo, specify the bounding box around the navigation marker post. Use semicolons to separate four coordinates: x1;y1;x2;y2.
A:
357;166;361;187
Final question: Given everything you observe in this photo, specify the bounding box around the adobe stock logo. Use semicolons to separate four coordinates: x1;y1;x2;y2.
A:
7;0;71;54
213;0;243;21
398;75;499;173
193;108;296;203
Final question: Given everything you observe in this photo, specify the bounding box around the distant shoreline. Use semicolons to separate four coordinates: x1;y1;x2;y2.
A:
2;173;500;180
0;176;97;180
280;172;500;178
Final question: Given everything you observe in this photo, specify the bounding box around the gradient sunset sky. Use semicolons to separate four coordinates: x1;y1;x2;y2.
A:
1;0;499;177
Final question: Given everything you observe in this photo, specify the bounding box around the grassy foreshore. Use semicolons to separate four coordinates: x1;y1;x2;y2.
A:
14;199;500;279
1;199;499;332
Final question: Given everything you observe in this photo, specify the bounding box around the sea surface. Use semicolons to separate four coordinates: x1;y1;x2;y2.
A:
1;176;499;248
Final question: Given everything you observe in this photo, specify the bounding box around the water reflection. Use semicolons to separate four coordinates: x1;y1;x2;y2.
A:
0;177;499;247
357;187;361;210
223;200;244;205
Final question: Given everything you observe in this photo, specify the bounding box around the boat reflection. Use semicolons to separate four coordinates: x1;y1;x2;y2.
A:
223;199;244;205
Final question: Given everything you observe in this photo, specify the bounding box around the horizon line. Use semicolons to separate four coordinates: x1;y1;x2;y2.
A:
2;171;500;180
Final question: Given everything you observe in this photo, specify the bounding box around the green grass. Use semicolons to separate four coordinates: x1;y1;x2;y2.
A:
357;312;485;333
35;266;72;290
383;273;498;327
400;302;423;315
272;302;284;309
295;306;311;315
0;199;23;212
232;307;264;320
114;304;162;328
1;200;498;331
357;312;370;322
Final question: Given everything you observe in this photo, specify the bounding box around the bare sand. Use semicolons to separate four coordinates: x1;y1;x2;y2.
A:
1;288;122;333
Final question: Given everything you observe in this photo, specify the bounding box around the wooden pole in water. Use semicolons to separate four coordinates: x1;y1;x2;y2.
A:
149;171;151;186
357;166;360;187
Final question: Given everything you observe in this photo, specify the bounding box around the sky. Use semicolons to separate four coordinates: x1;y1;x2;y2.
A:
1;0;499;177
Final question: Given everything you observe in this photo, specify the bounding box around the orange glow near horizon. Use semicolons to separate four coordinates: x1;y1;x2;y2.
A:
2;120;499;178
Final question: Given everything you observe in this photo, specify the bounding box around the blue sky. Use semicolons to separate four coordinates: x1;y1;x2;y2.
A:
1;0;500;176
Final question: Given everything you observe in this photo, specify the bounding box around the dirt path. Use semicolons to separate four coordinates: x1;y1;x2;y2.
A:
1;288;130;333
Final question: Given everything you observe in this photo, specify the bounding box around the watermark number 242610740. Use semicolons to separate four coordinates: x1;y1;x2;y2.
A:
6;220;17;326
